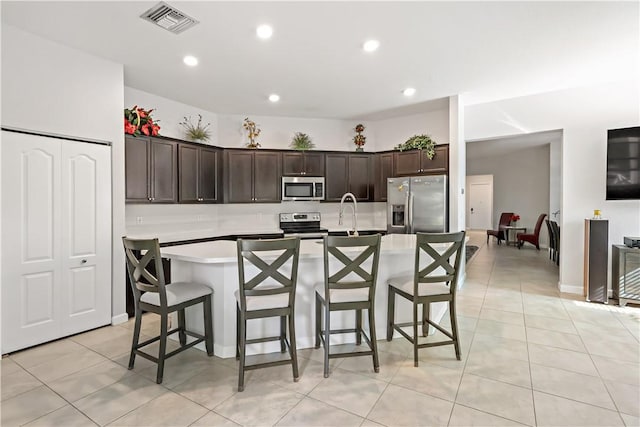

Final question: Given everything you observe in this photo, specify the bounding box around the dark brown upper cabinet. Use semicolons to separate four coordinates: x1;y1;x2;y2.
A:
374;152;394;202
178;144;221;203
325;152;373;202
282;151;325;176
393;145;449;176
226;149;282;203
125;136;177;203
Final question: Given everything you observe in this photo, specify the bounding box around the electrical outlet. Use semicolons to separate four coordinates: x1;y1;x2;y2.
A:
136;216;142;224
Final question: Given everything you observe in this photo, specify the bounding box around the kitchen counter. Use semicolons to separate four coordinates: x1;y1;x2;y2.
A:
161;234;452;358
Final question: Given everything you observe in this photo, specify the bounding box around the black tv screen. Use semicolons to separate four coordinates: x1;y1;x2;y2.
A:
607;126;640;200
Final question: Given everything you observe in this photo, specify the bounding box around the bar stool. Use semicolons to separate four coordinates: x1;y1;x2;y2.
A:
122;237;213;384
236;237;300;391
387;231;465;367
315;234;382;378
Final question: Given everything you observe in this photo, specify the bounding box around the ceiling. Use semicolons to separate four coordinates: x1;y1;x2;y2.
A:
2;1;638;120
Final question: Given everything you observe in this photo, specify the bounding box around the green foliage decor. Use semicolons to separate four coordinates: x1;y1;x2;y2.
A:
290;132;315;150
180;114;211;142
395;134;436;159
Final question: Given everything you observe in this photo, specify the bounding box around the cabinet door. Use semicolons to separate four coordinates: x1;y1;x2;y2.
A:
178;144;199;203
394;150;421;176
282;152;304;175
226;151;254;203
199;147;220;202
125;136;150;202
421;145;448;174
349;154;372;201
375;152;394;201
254;151;281;202
325;153;349;201
150;139;177;203
304;152;325;176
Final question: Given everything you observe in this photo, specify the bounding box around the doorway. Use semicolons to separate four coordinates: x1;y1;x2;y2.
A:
466;175;493;230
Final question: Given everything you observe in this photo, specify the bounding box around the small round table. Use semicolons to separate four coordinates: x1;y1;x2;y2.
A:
502;225;527;246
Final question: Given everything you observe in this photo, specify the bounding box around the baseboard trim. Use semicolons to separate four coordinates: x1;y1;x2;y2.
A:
111;313;129;325
559;283;582;294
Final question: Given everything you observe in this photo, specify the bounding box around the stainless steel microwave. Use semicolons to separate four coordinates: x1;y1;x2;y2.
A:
282;176;325;201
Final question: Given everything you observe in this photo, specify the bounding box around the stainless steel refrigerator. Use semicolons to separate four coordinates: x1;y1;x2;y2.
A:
387;175;448;234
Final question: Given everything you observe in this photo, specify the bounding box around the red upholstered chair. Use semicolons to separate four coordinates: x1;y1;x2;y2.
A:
486;212;514;244
517;213;547;250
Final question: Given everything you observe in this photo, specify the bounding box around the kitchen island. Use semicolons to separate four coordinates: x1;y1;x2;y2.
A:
161;233;454;358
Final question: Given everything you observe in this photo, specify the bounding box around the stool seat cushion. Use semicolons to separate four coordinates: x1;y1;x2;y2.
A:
140;282;212;307
388;276;451;297
314;282;369;303
234;288;289;311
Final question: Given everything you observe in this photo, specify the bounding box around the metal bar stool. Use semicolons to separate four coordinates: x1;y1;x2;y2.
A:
235;237;300;392
315;234;382;378
123;237;213;384
387;231;465;367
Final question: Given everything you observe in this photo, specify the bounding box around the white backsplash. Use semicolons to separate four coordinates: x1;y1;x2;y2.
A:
126;201;388;235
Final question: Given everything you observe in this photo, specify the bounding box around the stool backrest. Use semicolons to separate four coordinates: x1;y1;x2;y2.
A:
414;231;466;296
237;237;300;308
323;234;382;301
122;237;168;305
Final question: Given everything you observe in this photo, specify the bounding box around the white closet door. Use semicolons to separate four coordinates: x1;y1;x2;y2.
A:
2;132;63;353
1;131;111;353
60;140;111;335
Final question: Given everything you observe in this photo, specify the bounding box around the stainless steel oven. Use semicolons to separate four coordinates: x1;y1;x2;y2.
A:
281;176;325;201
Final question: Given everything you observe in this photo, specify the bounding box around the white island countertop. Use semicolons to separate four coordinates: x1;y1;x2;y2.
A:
161;233;416;264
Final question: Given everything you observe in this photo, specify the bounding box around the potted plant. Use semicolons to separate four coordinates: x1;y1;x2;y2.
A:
243;117;261;148
124;106;160;137
395;134;436;159
179;114;211;142
290;132;315;150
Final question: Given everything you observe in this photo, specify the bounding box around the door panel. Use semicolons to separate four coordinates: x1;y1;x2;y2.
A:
226;151;254;202
304;153;325;176
394;151;421;175
325;154;349;201
124;136;149;202
253;151;281;202
178;144;199;203
199;147;219;202
282;152;304;175
2;132;62;353
150;140;177;202
411;175;447;233
348;154;372;201
61;140;111;335
468;181;493;230
421;145;449;174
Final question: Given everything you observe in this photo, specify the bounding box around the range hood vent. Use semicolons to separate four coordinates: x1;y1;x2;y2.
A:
140;2;199;34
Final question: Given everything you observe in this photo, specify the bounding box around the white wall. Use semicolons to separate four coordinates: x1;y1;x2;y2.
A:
467;145;551;248
125;87;219;146
549;136;562;224
465;80;640;293
1;25;127;322
372;108;450;151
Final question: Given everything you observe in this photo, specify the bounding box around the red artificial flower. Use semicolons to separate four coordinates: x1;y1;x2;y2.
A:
151;124;160;135
141;123;151;136
124;118;137;135
511;214;521;222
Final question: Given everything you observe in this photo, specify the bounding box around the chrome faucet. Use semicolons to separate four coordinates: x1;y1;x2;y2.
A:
339;192;359;236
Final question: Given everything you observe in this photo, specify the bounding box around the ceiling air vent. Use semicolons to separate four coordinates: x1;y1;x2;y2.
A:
140;2;199;34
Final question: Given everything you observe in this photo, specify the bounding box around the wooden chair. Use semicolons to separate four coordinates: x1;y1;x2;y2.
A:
387;231;465;367
545;219;556;261
315;234;382;378
122;237;213;384
236;237;300;391
517;213;547;250
486;212;513;244
550;220;560;265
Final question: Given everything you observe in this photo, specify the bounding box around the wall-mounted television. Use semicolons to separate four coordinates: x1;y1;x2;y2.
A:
607;126;640;200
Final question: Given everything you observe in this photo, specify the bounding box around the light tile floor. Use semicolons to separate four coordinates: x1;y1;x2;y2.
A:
2;231;639;426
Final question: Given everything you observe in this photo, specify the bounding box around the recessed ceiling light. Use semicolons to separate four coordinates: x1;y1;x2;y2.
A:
183;55;198;66
363;39;380;52
403;87;416;97
256;24;273;39
268;94;280;103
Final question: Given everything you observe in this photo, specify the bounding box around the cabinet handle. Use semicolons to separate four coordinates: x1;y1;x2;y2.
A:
148;197;152;201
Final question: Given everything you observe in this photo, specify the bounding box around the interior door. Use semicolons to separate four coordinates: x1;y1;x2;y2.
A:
60;140;111;335
468;182;493;230
2;132;63;353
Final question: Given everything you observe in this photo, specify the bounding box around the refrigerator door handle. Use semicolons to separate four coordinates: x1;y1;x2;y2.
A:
408;191;415;233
